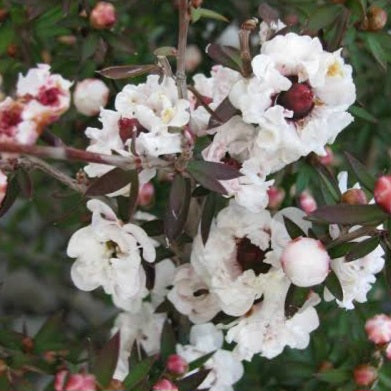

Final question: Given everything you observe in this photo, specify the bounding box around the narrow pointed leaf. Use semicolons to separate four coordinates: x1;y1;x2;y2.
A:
314;164;341;202
345;152;376;191
16;169;33;199
92;332;120;388
140;219;164;236
177;369;211;391
188;161;242;181
205;44;242;72
201;192;217;245
349;105;378;123
208;97;238;129
315;368;350;384
327;241;356;259
123;356;156;389
188;351;215;372
345;236;380;262
285;285;310;318
309;204;387;225
160;320;176;361
283;216;306;240
97;64;160;80
86;167;135;196
0;175;19;218
325;271;343;301
164;175;192;241
192;7;229;23
34;313;65;352
154;46;177;57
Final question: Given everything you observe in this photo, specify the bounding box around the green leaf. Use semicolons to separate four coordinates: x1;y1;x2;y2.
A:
177;369;211;391
283;216;306;240
309;204;387;225
85;167;135;196
345;152;376;191
123;356;156;389
307;5;342;32
327;241;356;259
345;236;380;262
191;7;229;23
314;164;341;203
0;329;24;350
81;33;99;62
188;351;215;372
164;175;192;241
160;320;176;361
154;46;177;57
365;33;387;71
92;332;120;388
325;271;344;301
34;313;65;352
285;285;310;318
201;192;217;245
349;105;378;123
315;368;350;385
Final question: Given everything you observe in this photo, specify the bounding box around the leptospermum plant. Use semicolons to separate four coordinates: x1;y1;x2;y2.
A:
1;0;391;390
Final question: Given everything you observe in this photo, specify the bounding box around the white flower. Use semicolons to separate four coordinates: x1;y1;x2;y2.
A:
17;64;72;125
112;303;166;380
0;97;39;145
73;78;109;116
201;116;272;212
226;268;320;361
167;264;220;324
229;33;355;176
67;199;156;304
177;323;244;391
281;237;330;287
191;200;273;316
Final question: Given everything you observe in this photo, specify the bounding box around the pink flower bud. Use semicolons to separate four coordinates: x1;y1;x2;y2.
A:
138;182;155;207
90;2;116;30
299;191;317;214
166;354;188;375
152;378;178;391
73;79;109;116
353;364;377;387
55;370;96;391
341;188;368;205
281;237;330;287
374;175;391;214
267;186;285;209
365;314;391;345
0;170;7;206
318;146;334;166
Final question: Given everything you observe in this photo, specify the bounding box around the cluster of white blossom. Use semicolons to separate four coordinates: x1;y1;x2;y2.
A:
62;27;386;389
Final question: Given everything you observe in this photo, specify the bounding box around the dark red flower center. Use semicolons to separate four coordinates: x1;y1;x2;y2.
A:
236;237;271;275
221;153;242;171
118;117;146;143
38;87;61;106
0;105;22;135
276;78;314;120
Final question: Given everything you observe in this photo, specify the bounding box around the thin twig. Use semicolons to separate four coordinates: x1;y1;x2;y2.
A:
176;0;189;99
0;142;170;170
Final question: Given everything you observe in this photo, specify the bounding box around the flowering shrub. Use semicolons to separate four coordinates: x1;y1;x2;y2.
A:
1;1;391;391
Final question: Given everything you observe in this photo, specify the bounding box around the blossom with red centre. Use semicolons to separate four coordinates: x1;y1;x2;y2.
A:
374;175;391;214
365;314;391;345
341;188;368;205
236;237;271;275
353;364;377;387
166;354;188;375
90;2;117;30
54;370;96;391
152;378;178;391
276;79;314;120
138;182;155;207
281;237;330;287
299;191;317;214
118;117;144;143
267;186;285;209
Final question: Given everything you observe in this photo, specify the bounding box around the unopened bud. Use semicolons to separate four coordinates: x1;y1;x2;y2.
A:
90;2;116;30
374;175;391;214
353;364;377;387
341;188;368;205
318;146;334;166
74;79;109;116
365;314;391;345
299;191;317;214
153;378;178;391
166;354;188;376
22;336;34;353
267;186;285;209
138;182;155;207
281;237;330;287
318;361;334;372
367;6;388;31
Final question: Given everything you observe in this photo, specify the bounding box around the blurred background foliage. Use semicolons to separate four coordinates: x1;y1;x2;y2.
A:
1;0;391;390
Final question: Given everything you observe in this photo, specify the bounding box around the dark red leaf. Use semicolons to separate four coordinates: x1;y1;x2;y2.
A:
208;97;238;129
0;175;19;218
201;192;217;245
177;369;211;391
188;160;242;181
205;44;242;72
345;152;376;191
97;64;160;80
345;236;380;262
17;169;33;199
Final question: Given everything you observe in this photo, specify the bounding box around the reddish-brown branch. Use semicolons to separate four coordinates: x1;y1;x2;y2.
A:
176;0;190;99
